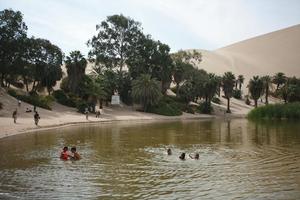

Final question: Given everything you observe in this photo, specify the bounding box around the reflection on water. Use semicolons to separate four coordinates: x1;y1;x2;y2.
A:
0;119;300;199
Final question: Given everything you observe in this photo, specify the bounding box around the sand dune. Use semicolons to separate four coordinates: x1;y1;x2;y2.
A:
192;24;300;86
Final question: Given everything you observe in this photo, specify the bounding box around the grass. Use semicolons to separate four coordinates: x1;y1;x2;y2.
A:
247;102;300;120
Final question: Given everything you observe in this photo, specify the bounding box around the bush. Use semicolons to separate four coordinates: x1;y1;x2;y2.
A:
245;97;251;105
233;89;242;99
53;90;77;107
248;102;300;120
148;96;182;116
212;97;221;104
197;102;214;114
76;100;89;114
8;89;52;110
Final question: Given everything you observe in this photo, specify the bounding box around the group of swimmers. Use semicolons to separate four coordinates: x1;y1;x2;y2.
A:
167;148;199;160
60;146;81;161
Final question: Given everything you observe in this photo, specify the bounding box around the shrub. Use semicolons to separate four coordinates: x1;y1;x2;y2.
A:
60;77;69;93
212;97;221;104
245;97;251;105
53;90;77;107
248;102;300;120
233;89;242;99
76;100;89;113
148;96;182;116
197;102;214;114
8;89;52;110
183;105;195;114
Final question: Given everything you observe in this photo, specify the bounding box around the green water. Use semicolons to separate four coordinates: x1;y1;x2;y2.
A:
0;119;300;199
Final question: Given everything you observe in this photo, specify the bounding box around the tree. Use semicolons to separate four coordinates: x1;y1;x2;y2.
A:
31;38;63;95
0;9;27;86
203;73;219;106
273;72;286;90
222;72;236;113
249;76;264;108
172;60;194;96
261;75;272;105
237;75;245;90
178;80;194;104
87;14;142;74
132;74;162;111
65;51;87;94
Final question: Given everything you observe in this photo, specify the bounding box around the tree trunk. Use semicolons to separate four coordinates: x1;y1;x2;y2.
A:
265;87;269;105
254;99;258;108
176;83;179;97
99;99;103;109
226;97;231;113
32;80;36;92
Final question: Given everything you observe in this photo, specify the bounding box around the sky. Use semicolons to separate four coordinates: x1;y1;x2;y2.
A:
1;0;300;55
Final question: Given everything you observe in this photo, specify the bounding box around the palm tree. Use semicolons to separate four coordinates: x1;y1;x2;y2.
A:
237;75;245;90
132;74;162;112
222;72;236;113
249;76;264;108
261;75;272;105
273;72;286;90
203;73;218;106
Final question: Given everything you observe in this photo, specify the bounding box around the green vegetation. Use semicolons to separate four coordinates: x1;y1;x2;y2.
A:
249;76;264;107
148;96;182;116
8;89;53;110
1;8;300;117
248;103;300;120
222;72;236;113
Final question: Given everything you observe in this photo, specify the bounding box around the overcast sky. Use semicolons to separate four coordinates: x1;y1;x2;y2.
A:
1;0;300;55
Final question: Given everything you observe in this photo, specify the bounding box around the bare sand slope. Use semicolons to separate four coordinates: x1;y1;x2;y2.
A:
192;24;300;86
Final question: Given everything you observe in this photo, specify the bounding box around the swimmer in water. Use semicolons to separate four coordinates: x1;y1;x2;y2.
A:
70;147;81;160
60;146;69;160
179;152;186;160
167;148;172;155
189;153;199;160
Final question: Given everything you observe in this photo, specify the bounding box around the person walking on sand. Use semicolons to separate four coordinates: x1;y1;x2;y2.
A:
34;111;40;126
85;108;89;120
12;109;18;123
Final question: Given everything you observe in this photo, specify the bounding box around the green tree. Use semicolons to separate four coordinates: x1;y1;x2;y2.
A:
237;75;245;90
65;51;87;94
132;74;162;111
261;75;272;105
178;80;194;104
88;14;142;74
31;38;63;95
0;9;27;86
203;73;219;106
249;76;264;108
273;72;286;90
222;72;236;113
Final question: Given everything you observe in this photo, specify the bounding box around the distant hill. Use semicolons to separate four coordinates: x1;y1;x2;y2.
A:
189;24;300;87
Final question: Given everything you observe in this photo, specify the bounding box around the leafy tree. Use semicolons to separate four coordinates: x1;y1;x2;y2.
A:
0;9;27;86
203;73;218;106
249;76;264;107
222;72;236;113
261;75;272;105
132;74;162;111
31;38;63;95
178;80;194;104
172;60;194;96
87;14;142;74
65;51;87;94
273;72;286;90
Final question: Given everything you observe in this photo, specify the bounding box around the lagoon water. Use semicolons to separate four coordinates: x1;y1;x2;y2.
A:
0;119;300;199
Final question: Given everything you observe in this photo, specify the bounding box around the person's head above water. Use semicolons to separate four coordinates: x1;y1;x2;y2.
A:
63;146;68;152
179;152;186;160
71;147;76;153
167;148;172;155
195;153;199;159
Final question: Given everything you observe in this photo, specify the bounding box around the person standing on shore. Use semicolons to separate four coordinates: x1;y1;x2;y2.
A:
18;100;21;108
34;111;40;126
12;109;18;123
85;108;89;120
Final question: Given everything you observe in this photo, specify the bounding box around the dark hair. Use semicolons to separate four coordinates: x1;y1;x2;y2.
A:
179;152;186;160
63;146;68;151
71;147;76;152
